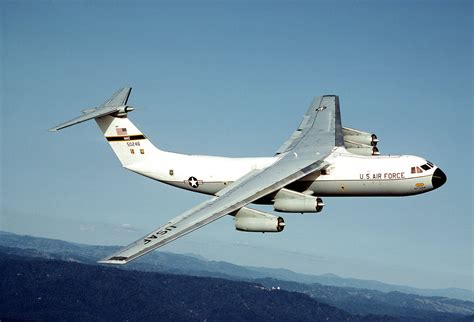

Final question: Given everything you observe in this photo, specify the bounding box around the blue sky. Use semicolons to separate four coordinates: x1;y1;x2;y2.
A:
1;0;472;290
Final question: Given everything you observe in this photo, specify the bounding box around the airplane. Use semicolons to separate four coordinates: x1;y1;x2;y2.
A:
50;87;447;264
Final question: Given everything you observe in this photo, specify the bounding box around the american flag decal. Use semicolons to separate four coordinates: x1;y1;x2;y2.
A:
116;127;128;135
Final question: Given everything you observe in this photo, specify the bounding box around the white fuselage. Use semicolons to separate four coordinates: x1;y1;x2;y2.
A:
125;147;440;200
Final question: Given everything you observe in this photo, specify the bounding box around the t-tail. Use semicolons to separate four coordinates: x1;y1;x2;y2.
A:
49;87;161;167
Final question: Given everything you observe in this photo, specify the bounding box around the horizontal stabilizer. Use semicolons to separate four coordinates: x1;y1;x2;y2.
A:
49;105;120;131
49;87;132;132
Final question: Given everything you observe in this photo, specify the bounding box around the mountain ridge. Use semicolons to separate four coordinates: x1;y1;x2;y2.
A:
3;252;385;321
1;231;471;302
1;231;473;321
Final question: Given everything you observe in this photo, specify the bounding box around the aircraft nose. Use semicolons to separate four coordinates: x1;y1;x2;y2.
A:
432;168;447;189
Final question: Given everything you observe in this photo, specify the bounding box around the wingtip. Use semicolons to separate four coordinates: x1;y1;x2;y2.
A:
97;255;129;265
97;259;127;265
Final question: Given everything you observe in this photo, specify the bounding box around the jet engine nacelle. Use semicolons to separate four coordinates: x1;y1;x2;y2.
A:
344;134;378;147
346;146;380;156
234;207;285;232
274;197;324;213
343;127;378;147
272;188;324;213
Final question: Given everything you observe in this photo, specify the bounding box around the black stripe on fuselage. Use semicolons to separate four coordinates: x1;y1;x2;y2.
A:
106;135;146;141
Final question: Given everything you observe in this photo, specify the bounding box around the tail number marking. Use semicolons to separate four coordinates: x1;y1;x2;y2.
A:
127;141;141;147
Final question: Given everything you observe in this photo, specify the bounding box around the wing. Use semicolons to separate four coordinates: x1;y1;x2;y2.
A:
99;95;341;265
49;87;132;131
275;95;344;155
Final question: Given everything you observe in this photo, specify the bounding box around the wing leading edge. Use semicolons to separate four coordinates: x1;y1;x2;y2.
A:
99;95;340;264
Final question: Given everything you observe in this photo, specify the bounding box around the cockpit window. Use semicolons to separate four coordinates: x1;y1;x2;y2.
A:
421;164;431;171
427;161;434;167
411;166;423;174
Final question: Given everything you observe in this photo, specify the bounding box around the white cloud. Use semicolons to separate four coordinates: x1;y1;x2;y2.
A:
115;223;141;233
79;224;96;232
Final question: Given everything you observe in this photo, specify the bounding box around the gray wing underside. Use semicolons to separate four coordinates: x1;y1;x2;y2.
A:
99;95;340;265
49;87;132;131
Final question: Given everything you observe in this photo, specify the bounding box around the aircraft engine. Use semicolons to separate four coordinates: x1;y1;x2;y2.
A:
274;196;324;213
272;188;324;213
344;134;378;146
234;207;285;232
342;127;378;146
346;146;380;156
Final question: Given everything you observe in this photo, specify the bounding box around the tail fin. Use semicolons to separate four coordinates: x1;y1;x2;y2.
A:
100;87;132;108
95;115;161;166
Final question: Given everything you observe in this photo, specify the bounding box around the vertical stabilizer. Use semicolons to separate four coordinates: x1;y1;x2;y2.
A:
95;115;161;167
